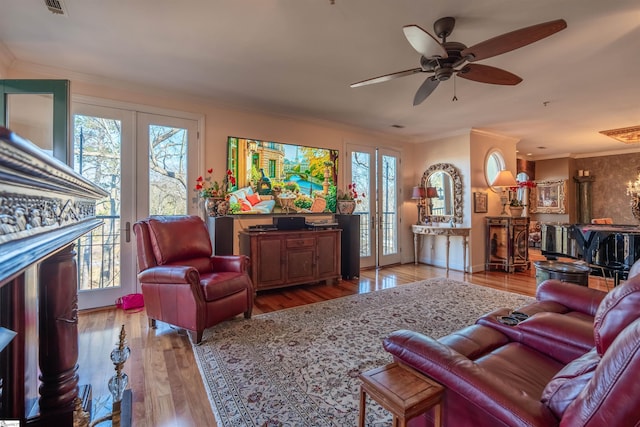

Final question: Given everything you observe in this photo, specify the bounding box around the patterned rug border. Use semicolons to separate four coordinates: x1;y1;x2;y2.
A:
192;277;534;427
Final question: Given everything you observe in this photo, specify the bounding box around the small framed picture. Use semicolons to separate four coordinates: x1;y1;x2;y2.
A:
474;192;488;213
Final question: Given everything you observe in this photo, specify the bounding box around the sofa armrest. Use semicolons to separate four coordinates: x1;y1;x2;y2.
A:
210;255;249;273
518;313;594;363
536;279;606;316
137;265;199;284
383;329;558;427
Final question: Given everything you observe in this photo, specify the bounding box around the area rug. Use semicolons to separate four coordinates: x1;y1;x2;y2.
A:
192;278;534;427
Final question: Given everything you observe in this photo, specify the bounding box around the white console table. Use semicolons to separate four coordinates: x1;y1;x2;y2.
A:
412;225;471;272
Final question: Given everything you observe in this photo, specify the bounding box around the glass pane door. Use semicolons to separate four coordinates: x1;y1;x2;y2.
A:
346;145;401;268
73;105;198;309
136;113;199;217
73;104;136;309
378;149;400;266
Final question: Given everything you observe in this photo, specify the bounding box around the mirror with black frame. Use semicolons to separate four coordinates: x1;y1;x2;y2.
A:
419;163;463;224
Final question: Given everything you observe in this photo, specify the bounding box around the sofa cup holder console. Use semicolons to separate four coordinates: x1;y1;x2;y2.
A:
497;311;529;326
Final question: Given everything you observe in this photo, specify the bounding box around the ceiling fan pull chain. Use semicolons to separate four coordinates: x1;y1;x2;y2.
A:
452;74;458;102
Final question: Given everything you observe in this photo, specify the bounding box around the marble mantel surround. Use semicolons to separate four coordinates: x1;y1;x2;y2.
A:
412;224;471;273
0;127;107;426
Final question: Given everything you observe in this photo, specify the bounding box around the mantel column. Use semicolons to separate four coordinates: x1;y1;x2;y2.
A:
38;243;79;425
574;176;596;223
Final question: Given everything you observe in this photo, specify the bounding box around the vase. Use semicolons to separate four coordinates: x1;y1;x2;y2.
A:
509;206;524;217
337;200;356;215
205;197;229;216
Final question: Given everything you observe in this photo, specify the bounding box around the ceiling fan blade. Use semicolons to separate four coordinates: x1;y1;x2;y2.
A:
457;64;522;85
350;68;423;88
403;25;448;58
461;19;567;62
413;77;440;106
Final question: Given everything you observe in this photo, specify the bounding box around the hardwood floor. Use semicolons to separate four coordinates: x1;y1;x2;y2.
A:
77;257;609;427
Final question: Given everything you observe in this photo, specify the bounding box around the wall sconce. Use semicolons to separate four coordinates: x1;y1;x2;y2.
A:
411;186;426;224
491;170;517;215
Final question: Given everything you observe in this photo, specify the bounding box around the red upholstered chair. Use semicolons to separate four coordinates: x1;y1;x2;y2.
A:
133;215;253;344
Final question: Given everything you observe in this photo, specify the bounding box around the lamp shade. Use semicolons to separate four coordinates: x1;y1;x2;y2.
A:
426;186;438;198
491;170;517;187
411;186;426;200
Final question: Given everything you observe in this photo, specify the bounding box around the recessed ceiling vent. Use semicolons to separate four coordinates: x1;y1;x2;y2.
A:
44;0;67;15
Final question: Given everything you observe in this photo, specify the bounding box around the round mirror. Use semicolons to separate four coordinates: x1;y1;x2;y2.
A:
420;163;463;224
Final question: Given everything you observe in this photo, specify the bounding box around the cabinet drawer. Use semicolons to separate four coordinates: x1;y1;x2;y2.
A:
286;237;314;248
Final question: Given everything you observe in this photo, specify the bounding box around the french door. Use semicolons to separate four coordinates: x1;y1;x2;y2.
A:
73;102;199;309
346;144;401;268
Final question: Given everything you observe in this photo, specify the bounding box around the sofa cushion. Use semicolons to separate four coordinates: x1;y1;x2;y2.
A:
147;216;212;265
540;348;600;419
200;271;250;301
593;276;640;355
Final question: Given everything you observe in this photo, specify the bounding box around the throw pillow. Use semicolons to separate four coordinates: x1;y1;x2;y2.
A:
246;193;261;206
240;198;252;211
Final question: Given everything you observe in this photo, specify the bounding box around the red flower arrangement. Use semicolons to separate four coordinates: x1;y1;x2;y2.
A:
195;168;236;198
508;180;536;207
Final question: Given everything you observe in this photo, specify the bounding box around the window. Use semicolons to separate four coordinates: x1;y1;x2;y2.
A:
268;159;276;178
485;149;506;190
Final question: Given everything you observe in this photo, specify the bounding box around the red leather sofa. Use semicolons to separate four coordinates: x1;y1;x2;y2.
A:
383;277;640;426
133;215;254;344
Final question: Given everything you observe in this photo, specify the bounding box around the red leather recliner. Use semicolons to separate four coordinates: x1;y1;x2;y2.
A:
383;276;640;426
133;215;253;344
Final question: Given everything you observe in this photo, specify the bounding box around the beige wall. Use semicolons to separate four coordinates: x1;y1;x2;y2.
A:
412;130;518;273
530;157;576;224
528;152;640;231
6;64;528;268
413;133;470;271
469;130;519;272
6;65;427;263
576;153;640;224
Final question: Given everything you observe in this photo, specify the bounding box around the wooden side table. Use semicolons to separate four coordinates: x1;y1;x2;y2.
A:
359;362;444;427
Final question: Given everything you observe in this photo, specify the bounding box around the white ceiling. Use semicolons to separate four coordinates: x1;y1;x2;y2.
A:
1;0;639;159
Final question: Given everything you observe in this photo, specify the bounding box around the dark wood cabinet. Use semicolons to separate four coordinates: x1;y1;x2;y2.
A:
239;229;341;291
485;216;530;273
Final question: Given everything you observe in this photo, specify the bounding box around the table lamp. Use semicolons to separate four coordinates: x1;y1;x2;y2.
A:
425;186;438;224
491;170;517;215
411;186;426;224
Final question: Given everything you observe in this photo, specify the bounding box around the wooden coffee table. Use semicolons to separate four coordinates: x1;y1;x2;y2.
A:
358;362;444;427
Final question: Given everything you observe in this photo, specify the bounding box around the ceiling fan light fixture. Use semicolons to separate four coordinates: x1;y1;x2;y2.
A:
600;126;640;144
350;16;566;105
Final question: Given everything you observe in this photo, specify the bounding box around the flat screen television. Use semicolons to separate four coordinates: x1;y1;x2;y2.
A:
227;136;338;214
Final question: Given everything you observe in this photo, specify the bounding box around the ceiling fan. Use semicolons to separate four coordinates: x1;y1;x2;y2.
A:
350;17;567;105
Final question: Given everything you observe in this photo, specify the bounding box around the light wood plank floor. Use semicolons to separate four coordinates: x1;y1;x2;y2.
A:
78;256;609;427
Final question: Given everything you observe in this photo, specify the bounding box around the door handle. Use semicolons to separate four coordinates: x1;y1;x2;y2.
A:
124;221;131;243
